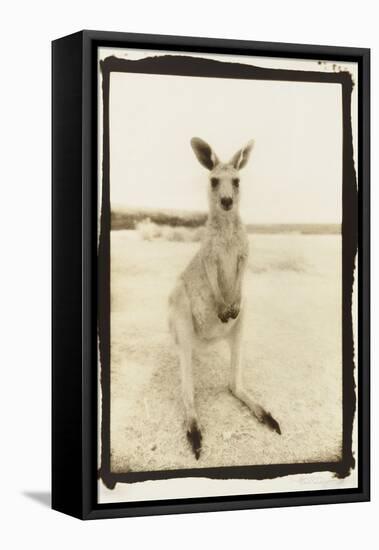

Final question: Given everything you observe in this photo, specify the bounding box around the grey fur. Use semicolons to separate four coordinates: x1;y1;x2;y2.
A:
169;138;280;459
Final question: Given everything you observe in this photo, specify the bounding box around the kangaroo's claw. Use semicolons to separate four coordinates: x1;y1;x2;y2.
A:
187;420;202;459
218;313;229;323
228;305;240;319
218;308;230;323
261;411;282;435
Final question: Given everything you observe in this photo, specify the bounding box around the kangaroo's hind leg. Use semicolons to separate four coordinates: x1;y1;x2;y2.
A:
228;312;281;435
169;283;202;459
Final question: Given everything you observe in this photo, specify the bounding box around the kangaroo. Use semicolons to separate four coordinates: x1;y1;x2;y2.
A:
169;137;281;460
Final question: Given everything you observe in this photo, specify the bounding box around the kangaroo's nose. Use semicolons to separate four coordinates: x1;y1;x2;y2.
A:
221;197;233;209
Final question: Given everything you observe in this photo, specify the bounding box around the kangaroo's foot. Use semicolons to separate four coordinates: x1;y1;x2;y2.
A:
186;419;203;459
230;386;281;435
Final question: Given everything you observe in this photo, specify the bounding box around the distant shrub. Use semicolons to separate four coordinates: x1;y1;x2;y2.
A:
135;218;162;241
136;218;204;242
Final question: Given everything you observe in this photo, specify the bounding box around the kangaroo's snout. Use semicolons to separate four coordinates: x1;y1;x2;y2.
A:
220;197;233;210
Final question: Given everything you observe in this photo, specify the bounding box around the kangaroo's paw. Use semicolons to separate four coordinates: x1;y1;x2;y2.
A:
228;303;240;319
186;420;202;460
218;308;230;323
218;303;240;322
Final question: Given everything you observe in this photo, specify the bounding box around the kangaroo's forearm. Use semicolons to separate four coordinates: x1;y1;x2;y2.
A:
233;256;247;304
203;257;226;306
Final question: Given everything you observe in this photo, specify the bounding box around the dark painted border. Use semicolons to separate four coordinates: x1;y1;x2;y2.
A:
98;53;357;488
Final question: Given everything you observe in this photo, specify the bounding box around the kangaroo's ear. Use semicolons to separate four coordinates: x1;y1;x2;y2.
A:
190;137;219;170
229;140;255;170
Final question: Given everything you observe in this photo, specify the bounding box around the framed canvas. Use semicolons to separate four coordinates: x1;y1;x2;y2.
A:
52;30;370;519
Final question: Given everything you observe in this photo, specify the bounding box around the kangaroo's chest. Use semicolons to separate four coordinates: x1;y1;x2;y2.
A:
217;250;238;299
216;230;247;292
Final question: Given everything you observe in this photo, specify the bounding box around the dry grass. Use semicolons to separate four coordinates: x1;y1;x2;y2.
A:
108;231;342;473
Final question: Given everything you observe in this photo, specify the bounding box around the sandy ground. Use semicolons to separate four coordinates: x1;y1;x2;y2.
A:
109;230;342;473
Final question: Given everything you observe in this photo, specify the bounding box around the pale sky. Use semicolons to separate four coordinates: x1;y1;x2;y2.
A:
108;61;344;224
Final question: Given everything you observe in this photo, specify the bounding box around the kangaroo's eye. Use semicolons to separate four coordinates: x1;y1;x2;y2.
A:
233;178;240;188
211;177;219;189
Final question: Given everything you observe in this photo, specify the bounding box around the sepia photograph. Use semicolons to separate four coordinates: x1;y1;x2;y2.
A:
97;46;359;503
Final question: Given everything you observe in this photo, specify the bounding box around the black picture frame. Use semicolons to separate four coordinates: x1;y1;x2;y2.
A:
52;30;370;520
